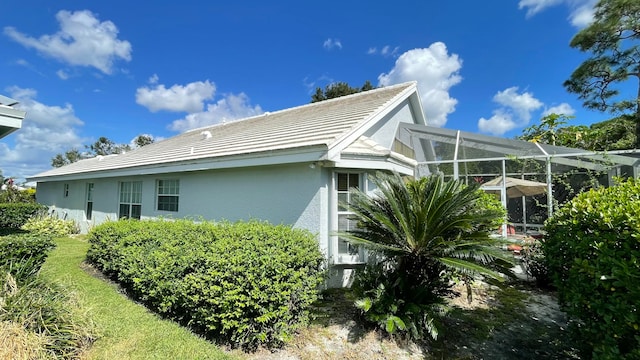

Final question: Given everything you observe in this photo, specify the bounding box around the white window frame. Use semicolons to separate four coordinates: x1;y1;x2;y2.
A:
156;179;179;212
119;181;142;219
332;171;368;264
86;183;94;220
63;183;69;198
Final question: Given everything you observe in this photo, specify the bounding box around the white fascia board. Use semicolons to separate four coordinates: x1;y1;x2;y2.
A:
0;106;26;118
28;146;327;182
0;115;24;127
334;158;415;176
407;91;427;126
326;84;418;161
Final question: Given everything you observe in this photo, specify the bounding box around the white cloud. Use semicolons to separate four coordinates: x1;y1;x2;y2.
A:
543;102;576;116
518;0;564;17
3;10;132;74
478;110;519;135
0;87;86;180
477;87;544;135
323;38;342;50
148;73;159;84
378;42;462;127
56;70;69;80
368;45;400;57
136;77;216;113
518;0;596;27
169;93;263;132
569;1;596;27
493;87;544;122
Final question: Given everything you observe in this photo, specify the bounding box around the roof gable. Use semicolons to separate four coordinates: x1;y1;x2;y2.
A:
29;82;420;181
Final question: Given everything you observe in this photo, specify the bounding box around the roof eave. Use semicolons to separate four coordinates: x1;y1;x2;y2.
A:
28;144;329;182
326;82;420;161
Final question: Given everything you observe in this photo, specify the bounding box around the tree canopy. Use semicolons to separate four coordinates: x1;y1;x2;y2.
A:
310;80;375;103
563;0;640;147
520;113;636;151
51;135;155;168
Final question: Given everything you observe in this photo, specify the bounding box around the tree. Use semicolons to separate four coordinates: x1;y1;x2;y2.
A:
133;134;154;148
51;135;155;168
88;137;121;156
563;0;640;148
344;172;512;340
310;80;376;103
51;148;84;168
520;113;636;151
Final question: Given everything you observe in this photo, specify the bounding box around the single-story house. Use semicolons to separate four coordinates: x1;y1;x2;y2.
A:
0;94;25;140
28;81;426;287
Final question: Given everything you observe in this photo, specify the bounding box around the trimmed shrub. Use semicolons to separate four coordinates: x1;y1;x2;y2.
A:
0;203;46;229
22;214;80;238
87;219;325;350
543;178;640;359
0;234;55;283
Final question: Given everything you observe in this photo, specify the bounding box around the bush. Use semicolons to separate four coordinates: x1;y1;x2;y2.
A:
0;320;49;360
0;274;96;359
353;259;449;340
0;203;46;229
543;178;640;359
21;214;79;238
521;240;553;289
87;219;325;350
346;174;513;341
0;188;36;203
0;234;55;283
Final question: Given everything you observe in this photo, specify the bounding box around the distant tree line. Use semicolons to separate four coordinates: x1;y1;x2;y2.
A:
51;135;154;168
310;80;375;103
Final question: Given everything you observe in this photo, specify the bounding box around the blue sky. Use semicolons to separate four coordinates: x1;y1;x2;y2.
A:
1;0;605;181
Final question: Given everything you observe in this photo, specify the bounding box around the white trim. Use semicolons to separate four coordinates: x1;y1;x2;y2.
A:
335;159;414;176
331;171;369;265
29;147;328;182
326;84;418;161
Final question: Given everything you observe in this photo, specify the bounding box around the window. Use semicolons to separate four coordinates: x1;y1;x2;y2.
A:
63;183;69;197
119;181;142;219
336;173;362;260
157;179;179;212
86;183;94;220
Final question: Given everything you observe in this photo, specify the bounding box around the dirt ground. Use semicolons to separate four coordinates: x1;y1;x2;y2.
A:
238;281;579;360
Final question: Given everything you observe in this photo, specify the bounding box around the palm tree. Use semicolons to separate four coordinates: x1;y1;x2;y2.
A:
343;172;513;340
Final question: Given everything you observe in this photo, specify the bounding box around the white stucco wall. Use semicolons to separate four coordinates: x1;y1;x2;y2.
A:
365;101;416;149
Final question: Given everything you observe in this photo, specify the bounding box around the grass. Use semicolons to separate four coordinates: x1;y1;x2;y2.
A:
40;236;235;360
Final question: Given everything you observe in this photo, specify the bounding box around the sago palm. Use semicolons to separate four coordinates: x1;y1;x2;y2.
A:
343;172;513;340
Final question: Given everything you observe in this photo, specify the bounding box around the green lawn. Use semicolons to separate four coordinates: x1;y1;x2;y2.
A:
41;236;235;360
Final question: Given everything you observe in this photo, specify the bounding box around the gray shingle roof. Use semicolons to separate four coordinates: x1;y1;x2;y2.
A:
30;82;417;180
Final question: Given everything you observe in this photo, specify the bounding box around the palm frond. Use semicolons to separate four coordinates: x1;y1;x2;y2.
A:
438;257;507;281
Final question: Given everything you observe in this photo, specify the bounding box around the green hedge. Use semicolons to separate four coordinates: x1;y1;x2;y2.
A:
0;203;47;229
0;234;55;283
87;219;325;350
543;178;640;359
